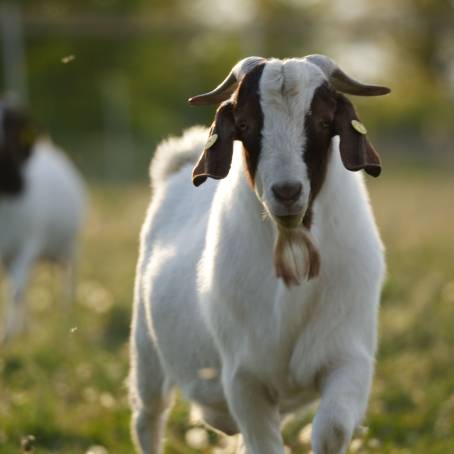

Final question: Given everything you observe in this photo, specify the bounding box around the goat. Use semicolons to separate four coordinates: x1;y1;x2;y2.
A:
129;55;390;454
0;101;85;342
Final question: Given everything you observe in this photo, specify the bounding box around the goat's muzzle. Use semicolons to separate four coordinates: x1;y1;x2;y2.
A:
274;214;303;229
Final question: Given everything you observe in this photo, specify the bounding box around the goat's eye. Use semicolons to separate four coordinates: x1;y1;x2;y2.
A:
237;122;249;132
320;120;331;130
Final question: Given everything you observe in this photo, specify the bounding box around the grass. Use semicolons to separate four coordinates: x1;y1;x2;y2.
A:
1;168;453;453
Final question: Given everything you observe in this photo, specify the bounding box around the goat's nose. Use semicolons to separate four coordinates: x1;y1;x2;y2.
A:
271;181;303;205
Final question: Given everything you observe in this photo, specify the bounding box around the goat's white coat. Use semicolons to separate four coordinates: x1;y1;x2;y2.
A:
130;60;385;454
0;138;85;340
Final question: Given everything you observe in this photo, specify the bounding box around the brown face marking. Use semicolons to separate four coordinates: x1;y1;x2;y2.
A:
0;106;36;195
233;63;265;186
302;83;337;228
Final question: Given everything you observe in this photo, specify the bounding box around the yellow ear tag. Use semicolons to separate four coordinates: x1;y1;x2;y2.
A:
351;120;367;135
205;133;218;150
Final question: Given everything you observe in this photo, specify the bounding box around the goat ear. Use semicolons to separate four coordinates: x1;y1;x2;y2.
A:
4;108;38;161
192;101;237;187
334;93;381;177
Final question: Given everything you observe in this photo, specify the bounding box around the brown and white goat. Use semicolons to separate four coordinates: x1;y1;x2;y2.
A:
129;55;390;454
0;101;85;341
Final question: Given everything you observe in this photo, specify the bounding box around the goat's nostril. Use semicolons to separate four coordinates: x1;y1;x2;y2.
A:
271;182;303;205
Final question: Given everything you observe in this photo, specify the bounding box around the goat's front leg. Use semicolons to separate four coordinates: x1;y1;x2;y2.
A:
311;358;373;454
1;245;38;342
223;368;285;454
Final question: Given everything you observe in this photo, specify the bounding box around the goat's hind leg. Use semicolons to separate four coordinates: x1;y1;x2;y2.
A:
129;301;172;454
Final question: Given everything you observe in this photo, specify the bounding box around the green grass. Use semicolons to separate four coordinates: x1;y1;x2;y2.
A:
1;169;453;453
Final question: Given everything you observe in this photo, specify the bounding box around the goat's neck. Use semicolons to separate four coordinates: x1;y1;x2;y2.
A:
216;148;274;245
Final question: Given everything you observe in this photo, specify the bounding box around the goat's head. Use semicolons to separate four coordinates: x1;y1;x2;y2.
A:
189;55;390;286
0;101;37;195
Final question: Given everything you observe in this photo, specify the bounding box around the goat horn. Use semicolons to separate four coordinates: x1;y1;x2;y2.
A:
188;56;266;106
305;54;391;96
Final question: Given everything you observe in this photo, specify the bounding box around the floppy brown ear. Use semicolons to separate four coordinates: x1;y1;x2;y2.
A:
334;93;381;177
192;101;237;187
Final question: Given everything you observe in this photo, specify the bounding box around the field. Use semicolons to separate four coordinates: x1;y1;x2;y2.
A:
1;167;453;453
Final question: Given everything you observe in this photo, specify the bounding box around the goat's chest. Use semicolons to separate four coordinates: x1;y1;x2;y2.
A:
245;294;325;410
213;279;321;379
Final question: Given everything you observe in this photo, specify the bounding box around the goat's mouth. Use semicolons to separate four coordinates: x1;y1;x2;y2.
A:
274;214;304;229
264;200;306;229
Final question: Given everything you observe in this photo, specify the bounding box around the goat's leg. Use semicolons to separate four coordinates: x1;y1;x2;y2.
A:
129;300;172;454
311;358;373;454
61;257;77;307
223;368;285;454
1;245;37;342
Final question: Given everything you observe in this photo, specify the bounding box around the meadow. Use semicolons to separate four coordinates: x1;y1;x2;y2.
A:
1;165;453;453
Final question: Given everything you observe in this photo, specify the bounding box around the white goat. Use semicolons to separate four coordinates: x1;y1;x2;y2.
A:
129;55;390;454
0;103;85;341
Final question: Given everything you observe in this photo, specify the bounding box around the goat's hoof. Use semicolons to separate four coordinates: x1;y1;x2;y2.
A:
312;409;353;454
319;423;349;454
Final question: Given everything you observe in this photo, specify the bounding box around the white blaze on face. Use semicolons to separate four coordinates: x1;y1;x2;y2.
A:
255;58;327;219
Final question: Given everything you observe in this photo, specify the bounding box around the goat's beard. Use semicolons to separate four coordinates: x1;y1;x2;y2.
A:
273;225;320;287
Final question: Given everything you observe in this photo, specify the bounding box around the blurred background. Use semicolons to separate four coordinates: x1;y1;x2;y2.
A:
1;0;453;453
2;0;454;178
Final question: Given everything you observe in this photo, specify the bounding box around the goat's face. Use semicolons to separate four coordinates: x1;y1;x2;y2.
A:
190;55;389;285
235;60;338;228
0;104;36;195
191;55;389;229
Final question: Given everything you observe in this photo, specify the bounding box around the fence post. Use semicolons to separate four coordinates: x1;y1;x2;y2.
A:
0;3;28;102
